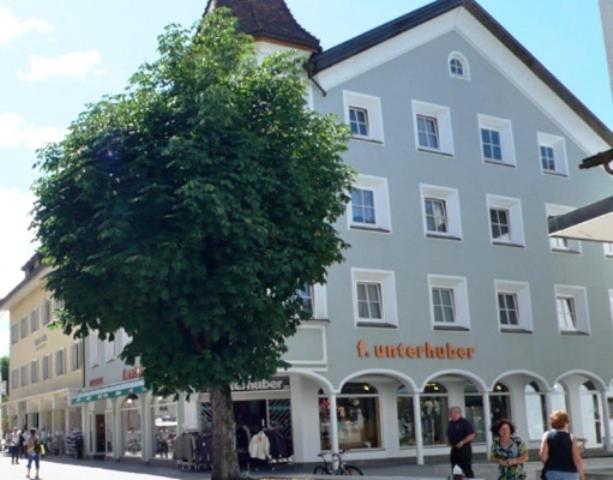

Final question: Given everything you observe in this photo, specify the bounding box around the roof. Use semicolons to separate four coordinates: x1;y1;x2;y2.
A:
308;0;613;147
0;253;45;310
580;147;613;173
204;0;321;52
548;195;613;243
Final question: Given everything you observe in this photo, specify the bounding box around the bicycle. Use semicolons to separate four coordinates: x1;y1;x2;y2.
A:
313;450;364;476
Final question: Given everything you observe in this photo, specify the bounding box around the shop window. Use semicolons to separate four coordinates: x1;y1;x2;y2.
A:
525;382;547;440
464;384;485;443
152;397;177;460
490;382;511;423
319;383;381;450
580;382;602;446
421;383;448;446
397;385;416;447
121;394;142;457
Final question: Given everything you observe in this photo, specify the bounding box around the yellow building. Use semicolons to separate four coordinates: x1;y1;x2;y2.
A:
0;254;83;452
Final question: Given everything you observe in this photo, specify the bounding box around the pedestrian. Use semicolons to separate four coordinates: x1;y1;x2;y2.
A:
490;418;529;479
25;428;43;480
447;406;476;478
539;410;585;480
9;427;20;464
19;426;27;459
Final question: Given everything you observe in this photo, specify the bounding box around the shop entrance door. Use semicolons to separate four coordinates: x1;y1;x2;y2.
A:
95;415;106;454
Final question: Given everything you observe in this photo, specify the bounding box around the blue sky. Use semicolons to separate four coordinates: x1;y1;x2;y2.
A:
0;0;611;357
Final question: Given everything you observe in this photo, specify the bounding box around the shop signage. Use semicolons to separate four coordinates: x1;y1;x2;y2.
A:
89;377;104;387
231;377;289;392
122;366;144;381
34;334;48;351
357;339;475;360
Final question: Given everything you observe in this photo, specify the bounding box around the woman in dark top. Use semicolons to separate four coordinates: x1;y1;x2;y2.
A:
539;410;584;480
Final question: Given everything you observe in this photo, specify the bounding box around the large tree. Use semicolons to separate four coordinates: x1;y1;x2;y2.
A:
33;9;351;480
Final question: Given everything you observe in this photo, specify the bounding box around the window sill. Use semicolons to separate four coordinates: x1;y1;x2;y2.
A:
542;170;569;178
350;225;391;234
351;135;384;145
301;318;330;325
433;324;470;332
356;321;398;329
426;233;462;241
560;330;589;336
500;327;532;334
551;248;581;254
417;147;454;157
483;159;516;168
492;241;525;248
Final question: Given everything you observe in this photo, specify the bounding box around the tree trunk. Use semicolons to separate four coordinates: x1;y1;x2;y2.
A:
211;384;242;480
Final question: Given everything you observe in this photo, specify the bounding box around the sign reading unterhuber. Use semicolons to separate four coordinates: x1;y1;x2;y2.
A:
357;339;475;360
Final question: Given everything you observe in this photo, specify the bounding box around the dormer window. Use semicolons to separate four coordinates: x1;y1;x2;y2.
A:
448;52;470;80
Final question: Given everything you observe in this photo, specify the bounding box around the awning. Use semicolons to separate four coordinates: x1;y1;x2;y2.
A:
71;379;146;405
548;196;613;242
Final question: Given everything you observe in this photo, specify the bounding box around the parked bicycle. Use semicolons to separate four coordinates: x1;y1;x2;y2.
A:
313;450;364;476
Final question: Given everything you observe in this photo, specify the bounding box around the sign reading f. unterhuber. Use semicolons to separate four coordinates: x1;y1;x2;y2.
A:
357;339;476;360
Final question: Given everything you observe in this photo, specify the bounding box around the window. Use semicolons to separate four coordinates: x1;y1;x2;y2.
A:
495;281;533;332
397;386;416;447
41;299;52;326
420;184;462;239
432;287;455;324
487;195;525;246
296;284;314;317
349;107;369;137
105;338;115;362
88;334;99;368
30;308;39;333
537;132;568;176
428;275;470;330
10;369;18;390
412;100;454;155
30;360;39;384
421;383;449;445
546;204;581;253
11;323;18;344
55;349;66;376
343;91;384;142
554;285;589;334
352;269;398;327
20;365;28;387
604;243;613;257
478;114;515;166
347;175;391;232
351;188;375;225
20;316;28;339
71;342;81;371
448;51;470;80
357;282;383;320
42;355;51;380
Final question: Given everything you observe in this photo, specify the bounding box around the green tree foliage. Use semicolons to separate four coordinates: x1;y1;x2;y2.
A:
33;9;352;478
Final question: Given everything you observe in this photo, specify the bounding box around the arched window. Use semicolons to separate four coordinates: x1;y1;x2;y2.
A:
121;394;142;458
151;396;177;460
421;383;448;445
490;382;511;423
525;382;547;439
448;52;470;80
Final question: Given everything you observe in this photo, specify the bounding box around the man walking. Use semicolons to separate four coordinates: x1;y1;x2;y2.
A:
447;406;476;478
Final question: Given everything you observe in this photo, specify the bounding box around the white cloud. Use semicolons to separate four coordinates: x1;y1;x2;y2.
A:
0;188;36;358
18;50;103;81
0;5;52;46
0;112;64;150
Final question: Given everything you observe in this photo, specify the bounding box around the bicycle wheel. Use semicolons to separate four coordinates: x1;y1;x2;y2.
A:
313;465;329;476
342;465;363;476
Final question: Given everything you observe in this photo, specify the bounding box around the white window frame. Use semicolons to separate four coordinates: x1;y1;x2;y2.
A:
343;90;384;143
486;195;526;247
494;280;533;333
603;243;613;258
55;348;66;376
428;275;470;331
420;184;462;240
537;132;568;177
412;100;454;156
448;51;470;81
351;268;398;327
478;114;516;167
546;204;581;254
347;175;391;233
554;285;590;334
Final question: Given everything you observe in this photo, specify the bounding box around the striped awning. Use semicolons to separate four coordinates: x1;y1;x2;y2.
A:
71;379;146;405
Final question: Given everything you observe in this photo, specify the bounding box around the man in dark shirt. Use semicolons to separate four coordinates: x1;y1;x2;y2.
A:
447;406;476;478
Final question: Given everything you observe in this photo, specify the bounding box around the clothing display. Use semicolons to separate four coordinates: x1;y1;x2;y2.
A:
249;431;270;460
175;432;212;471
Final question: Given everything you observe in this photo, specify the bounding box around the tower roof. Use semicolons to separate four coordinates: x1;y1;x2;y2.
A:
205;0;321;52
